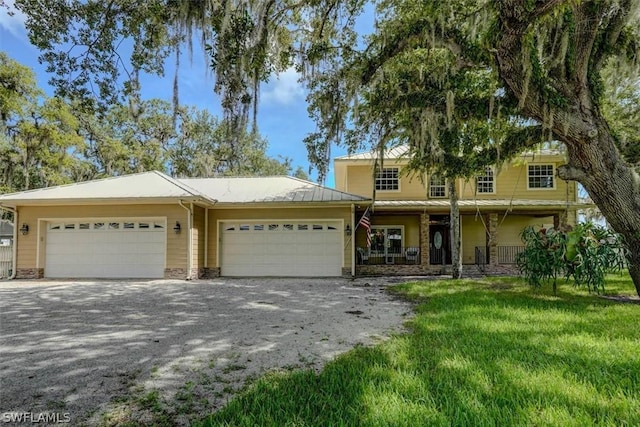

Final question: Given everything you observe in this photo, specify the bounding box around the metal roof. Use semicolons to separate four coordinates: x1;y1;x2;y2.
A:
336;145;565;161
374;199;593;209
179;176;368;204
0;172;368;205
335;145;410;160
0;171;209;204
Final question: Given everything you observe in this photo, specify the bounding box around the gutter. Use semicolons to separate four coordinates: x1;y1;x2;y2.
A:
178;200;193;280
0;205;17;279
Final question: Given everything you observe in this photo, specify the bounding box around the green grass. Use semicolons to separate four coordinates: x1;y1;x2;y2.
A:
200;273;639;426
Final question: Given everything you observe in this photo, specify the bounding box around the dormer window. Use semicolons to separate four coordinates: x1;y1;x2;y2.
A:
476;167;495;194
429;175;447;198
375;168;399;191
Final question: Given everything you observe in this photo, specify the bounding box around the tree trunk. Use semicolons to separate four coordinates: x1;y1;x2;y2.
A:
449;180;462;279
495;1;640;296
558;133;640;296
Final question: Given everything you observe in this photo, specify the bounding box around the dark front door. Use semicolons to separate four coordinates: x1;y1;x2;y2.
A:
430;224;451;265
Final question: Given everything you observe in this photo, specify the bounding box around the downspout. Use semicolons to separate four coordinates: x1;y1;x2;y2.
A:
0;205;18;279
178;200;193;280
204;208;208;269
351;204;356;277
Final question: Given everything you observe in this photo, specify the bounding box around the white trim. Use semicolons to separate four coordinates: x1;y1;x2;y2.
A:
476;166;496;194
428;175;448;198
42;216;167;278
217;218;346;276
204;207;209;268
527;163;556;190
375;167;401;192
178;201;193;279
369;225;406;257
351;204;355;277
36;219;41;269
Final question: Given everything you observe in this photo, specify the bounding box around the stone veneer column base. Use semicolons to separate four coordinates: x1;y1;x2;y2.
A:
164;268;188;279
355;265;451;276
15;268;44;279
202;268;221;278
488;213;499;266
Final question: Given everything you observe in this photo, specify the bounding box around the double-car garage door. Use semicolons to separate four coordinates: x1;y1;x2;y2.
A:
43;218;344;278
45;219;166;278
220;220;343;277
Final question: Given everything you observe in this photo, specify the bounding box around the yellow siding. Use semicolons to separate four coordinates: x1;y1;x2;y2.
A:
192;205;205;270
355;215;421;249
208;206;352;268
497;215;555;246
344;164;427;200
16;204;188;270
461;216;487;264
461;214;555;264
459;163;577;201
335;156;578;202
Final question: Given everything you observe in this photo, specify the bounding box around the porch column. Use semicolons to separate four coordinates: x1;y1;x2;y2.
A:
488;213;498;266
553;211;568;230
420;214;430;265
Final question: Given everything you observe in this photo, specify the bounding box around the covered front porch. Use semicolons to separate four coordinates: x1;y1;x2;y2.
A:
352;200;582;276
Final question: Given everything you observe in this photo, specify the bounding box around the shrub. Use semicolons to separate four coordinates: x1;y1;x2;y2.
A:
516;222;627;293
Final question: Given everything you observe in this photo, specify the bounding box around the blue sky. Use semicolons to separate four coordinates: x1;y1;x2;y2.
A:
0;1;359;187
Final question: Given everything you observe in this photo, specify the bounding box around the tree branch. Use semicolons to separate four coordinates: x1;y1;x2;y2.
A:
557;164;588;182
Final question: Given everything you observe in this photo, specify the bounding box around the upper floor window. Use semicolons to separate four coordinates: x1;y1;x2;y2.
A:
375;168;399;191
429;175;447;198
528;164;555;189
476;167;495;194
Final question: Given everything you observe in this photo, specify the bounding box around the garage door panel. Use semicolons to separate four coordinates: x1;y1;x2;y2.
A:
221;220;342;277
45;219;166;278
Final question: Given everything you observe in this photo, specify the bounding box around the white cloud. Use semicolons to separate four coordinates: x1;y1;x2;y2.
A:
0;0;28;39
260;67;304;106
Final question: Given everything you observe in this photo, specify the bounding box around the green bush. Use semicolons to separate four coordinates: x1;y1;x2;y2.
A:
516;222;626;293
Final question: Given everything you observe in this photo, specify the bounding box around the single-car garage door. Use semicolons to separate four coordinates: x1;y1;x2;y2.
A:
220;220;343;276
45;219;166;278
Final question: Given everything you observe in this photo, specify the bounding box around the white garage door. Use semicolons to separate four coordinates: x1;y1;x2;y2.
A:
45;220;166;278
220;220;343;276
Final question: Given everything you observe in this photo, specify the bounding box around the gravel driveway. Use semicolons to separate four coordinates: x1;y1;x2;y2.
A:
0;277;414;425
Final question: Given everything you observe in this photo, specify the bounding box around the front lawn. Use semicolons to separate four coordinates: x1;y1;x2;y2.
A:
202;273;639;426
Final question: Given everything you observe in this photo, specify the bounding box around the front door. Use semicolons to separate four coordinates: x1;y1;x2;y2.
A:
429;222;451;265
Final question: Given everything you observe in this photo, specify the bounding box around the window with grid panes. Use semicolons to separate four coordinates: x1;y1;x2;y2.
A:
375;168;399;191
429;175;447;198
528;164;554;189
476;167;495;193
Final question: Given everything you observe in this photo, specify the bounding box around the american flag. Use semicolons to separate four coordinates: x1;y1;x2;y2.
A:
356;207;372;248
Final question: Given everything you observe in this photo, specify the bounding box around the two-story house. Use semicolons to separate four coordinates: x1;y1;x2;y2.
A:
335;145;592;275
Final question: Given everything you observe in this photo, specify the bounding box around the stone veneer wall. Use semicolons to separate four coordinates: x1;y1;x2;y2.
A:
202;267;221;278
16;268;44;279
420;214;430;266
488;213;498;266
164;268;188;279
344;264;521;277
352;265;451;276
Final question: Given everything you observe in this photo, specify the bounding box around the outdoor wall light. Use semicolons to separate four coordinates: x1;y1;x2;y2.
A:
20;223;29;235
345;224;352;236
173;221;181;234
